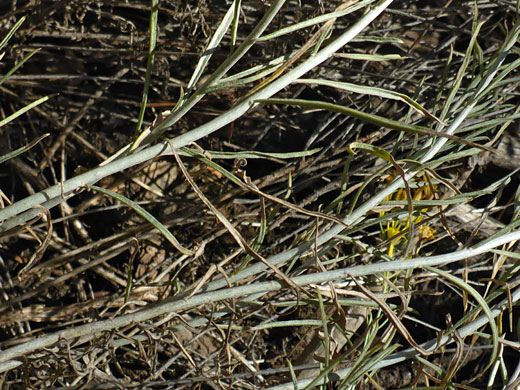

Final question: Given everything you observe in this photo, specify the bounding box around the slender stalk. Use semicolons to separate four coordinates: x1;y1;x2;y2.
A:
0;0;393;231
0;230;518;372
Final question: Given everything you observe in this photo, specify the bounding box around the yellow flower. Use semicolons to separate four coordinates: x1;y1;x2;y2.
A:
380;172;437;257
418;224;436;242
385;220;404;257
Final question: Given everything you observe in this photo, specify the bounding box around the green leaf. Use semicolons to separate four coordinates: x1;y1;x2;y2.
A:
296;78;445;125
0;49;39;87
256;1;372;41
132;0;159;139
425;266;499;377
89;185;192;255
185;0;239;93
0;17;25;52
188;147;321;160
348;142;392;161
334;53;405;61
0;95;52;128
0;133;49;165
258;98;493;153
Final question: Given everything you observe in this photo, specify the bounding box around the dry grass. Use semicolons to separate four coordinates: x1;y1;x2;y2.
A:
1;1;520;389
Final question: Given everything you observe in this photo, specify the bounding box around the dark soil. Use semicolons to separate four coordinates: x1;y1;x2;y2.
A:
0;1;519;389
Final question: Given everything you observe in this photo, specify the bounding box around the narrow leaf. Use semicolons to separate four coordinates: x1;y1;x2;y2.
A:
89;185;192;255
0;133;50;165
259;98;494;153
0;48;40;87
0;17;25;51
133;0;159;138
0;95;52;128
296;78;445;125
257;1;372;41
